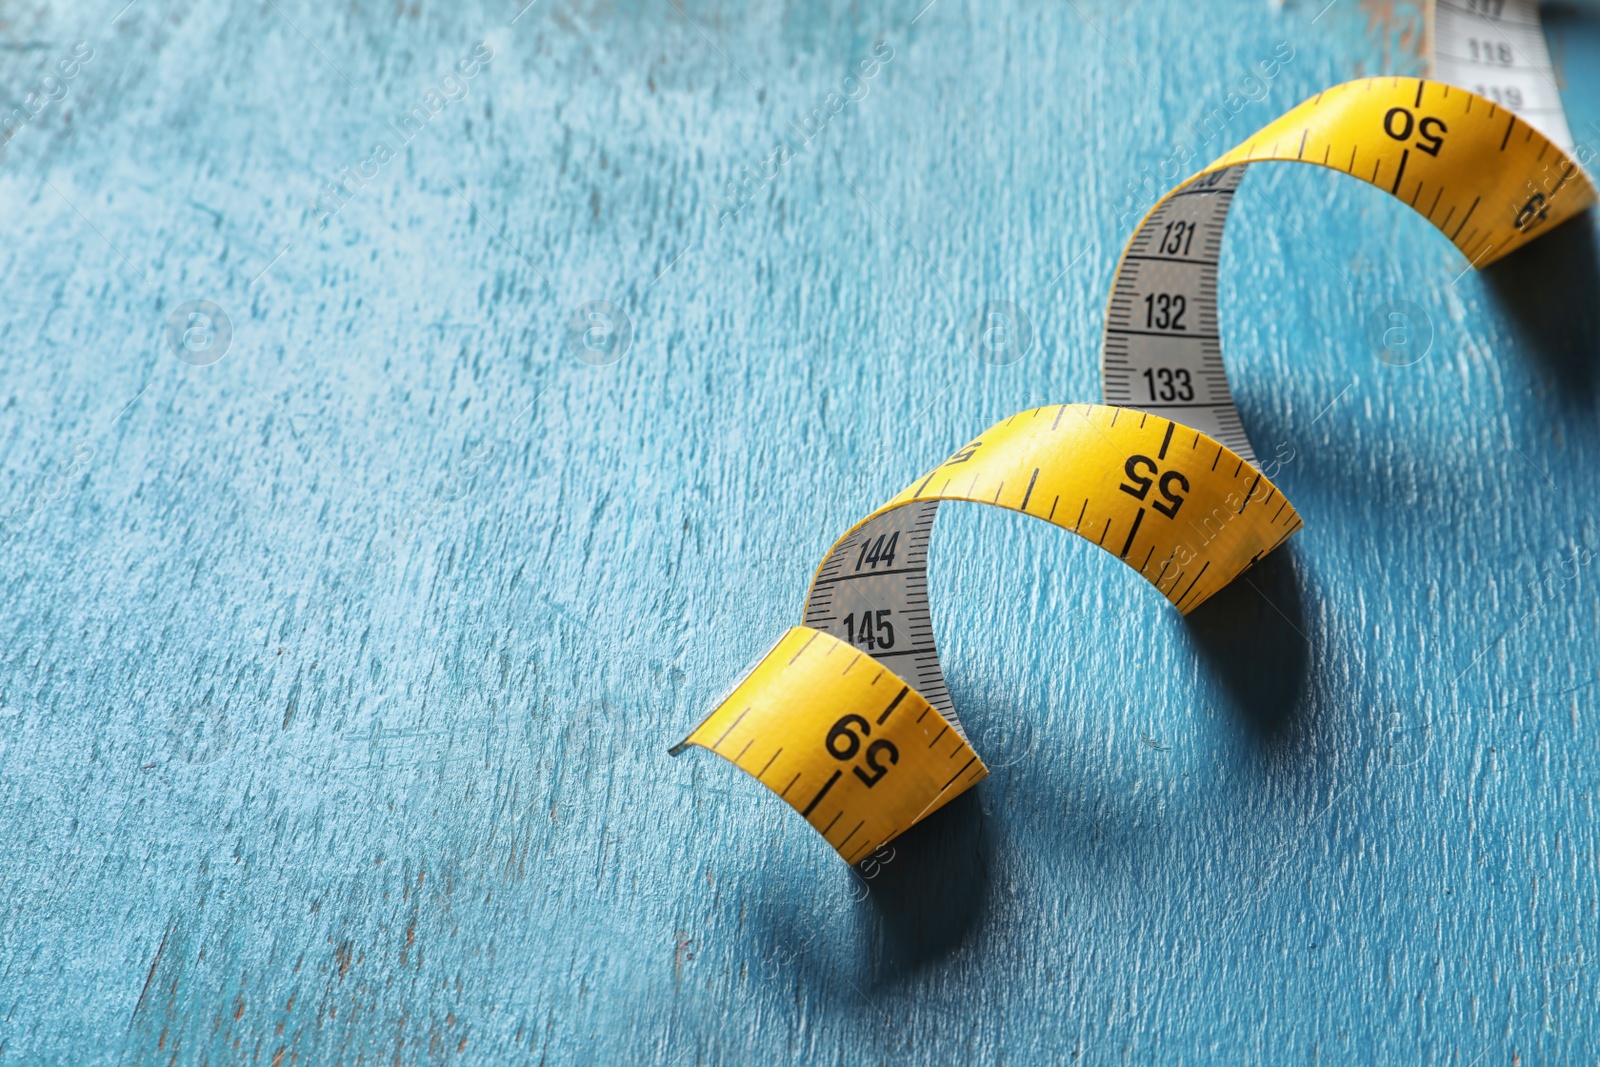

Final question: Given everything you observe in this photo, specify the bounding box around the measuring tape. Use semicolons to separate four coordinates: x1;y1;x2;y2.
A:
670;406;1298;864
1432;0;1574;154
671;76;1591;865
1105;75;1590;461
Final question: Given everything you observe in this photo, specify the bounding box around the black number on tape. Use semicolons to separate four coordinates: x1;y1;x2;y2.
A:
843;609;895;651
1119;455;1190;519
1142;367;1194;402
853;739;899;788
1382;106;1447;156
854;532;899;571
1158;221;1197;256
824;715;900;789
826;714;870;760
1143;293;1188;331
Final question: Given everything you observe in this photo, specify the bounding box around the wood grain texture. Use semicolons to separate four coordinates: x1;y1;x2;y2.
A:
2;0;1598;1062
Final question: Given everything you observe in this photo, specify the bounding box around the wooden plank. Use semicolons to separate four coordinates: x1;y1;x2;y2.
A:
1;0;1597;1061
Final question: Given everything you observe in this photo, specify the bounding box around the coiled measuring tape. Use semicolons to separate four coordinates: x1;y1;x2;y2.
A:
670;76;1592;866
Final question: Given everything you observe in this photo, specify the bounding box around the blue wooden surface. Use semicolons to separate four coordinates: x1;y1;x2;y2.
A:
3;0;1600;1062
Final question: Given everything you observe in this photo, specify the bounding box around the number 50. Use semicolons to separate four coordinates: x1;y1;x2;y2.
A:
1383;107;1447;157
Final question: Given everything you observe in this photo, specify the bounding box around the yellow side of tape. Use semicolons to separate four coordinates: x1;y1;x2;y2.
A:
1208;77;1589;265
1103;77;1593;463
844;404;1299;613
672;627;983;867
672;78;1592;864
674;406;1296;861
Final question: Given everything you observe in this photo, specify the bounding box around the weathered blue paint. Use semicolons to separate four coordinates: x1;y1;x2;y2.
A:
2;0;1598;1062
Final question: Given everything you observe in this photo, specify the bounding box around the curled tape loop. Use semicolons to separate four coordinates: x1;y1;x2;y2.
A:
1106;77;1593;461
673;406;1295;864
673;77;1591;863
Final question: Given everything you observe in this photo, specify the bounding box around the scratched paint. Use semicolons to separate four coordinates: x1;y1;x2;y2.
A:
1353;0;1428;78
